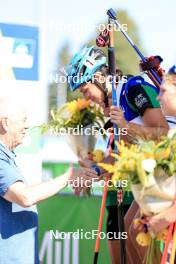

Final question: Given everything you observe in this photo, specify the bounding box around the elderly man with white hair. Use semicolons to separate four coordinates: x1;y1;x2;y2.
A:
0;95;98;264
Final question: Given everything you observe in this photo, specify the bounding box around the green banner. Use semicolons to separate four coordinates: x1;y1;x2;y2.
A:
38;195;110;264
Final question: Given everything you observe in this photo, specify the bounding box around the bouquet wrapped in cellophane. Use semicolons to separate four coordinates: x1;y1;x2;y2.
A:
41;98;106;195
41;98;106;158
99;128;176;263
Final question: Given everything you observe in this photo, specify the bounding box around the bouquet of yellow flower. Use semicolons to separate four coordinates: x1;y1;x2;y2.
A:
42;98;105;133
99;128;176;212
41;98;105;159
98;128;176;263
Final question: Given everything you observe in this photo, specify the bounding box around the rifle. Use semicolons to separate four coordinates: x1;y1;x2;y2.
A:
97;8;163;89
93;10;127;264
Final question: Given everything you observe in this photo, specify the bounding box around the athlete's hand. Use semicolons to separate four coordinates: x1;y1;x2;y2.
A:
110;106;127;128
78;159;94;168
144;204;176;234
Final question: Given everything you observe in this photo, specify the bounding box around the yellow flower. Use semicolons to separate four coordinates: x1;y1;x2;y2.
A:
92;150;105;162
136;232;152;247
67;100;78;113
112;171;121;182
77;98;90;110
111;153;120;160
98;163;114;174
133;218;141;227
128;159;136;171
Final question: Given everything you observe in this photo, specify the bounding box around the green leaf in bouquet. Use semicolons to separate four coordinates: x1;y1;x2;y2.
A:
50;109;55;120
139;141;156;157
39;124;50;134
143;238;160;264
96;111;105;124
81;110;94;127
155;138;169;148
140;140;155;150
168;162;175;175
130;172;140;184
94;121;102;129
154;166;167;178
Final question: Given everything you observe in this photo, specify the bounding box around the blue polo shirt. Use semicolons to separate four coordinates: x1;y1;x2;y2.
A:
0;143;39;264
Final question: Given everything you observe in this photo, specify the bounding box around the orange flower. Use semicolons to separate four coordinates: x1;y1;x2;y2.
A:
143;153;155;159
77;99;90;110
154;148;171;159
143;148;170;159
